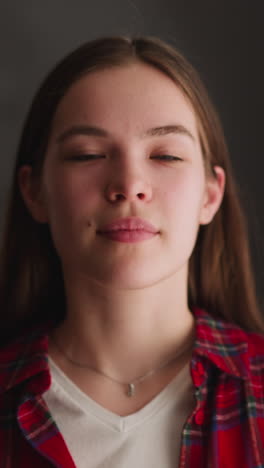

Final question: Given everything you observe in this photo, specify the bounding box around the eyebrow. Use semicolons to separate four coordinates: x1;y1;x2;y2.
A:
56;124;195;144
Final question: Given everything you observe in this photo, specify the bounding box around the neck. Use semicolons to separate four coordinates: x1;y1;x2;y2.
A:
50;268;195;382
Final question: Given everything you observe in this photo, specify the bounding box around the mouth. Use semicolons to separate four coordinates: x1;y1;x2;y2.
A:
97;216;159;235
97;228;159;243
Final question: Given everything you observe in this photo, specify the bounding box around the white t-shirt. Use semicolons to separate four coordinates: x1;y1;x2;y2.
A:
44;357;196;468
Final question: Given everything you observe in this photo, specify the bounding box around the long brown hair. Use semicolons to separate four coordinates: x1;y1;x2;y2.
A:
1;36;263;341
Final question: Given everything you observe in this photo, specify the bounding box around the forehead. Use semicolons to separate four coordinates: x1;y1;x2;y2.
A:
49;62;199;140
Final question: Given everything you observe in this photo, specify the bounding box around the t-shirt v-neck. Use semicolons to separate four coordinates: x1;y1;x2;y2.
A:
44;356;196;468
46;356;194;432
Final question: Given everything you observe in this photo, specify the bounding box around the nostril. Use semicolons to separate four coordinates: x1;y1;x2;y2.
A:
115;194;125;201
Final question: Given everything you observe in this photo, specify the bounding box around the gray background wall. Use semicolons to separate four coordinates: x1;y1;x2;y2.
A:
0;1;263;304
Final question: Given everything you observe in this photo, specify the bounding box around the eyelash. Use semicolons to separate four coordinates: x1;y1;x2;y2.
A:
66;154;182;162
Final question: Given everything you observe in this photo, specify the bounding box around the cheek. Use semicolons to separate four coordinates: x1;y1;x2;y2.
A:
44;172;99;222
42;176;99;257
159;174;205;261
160;170;205;217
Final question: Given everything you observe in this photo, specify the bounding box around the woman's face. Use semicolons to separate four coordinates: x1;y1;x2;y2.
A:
21;62;225;289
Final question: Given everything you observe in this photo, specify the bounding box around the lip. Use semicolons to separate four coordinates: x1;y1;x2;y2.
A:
98;230;157;243
97;217;159;234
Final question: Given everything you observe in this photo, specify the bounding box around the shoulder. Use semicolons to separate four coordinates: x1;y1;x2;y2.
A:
193;306;264;350
0;322;52;396
246;329;264;353
0;321;50;361
193;306;264;381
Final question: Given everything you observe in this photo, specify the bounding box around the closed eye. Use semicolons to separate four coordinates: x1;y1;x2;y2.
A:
151;155;183;161
65;154;182;162
66;154;105;161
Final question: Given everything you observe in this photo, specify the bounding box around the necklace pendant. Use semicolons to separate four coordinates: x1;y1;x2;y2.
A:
127;383;135;397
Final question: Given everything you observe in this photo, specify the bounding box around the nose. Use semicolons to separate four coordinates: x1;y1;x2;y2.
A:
104;160;153;204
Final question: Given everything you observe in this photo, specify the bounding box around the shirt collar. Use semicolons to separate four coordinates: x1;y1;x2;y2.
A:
192;307;251;379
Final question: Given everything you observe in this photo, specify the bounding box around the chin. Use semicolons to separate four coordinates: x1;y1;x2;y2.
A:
92;266;176;290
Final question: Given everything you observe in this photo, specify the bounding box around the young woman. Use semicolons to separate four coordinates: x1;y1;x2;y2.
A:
0;36;263;468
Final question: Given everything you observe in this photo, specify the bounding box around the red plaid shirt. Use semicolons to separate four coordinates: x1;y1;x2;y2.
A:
0;307;264;467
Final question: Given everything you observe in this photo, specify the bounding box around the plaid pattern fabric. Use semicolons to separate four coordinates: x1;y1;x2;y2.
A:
0;307;263;468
